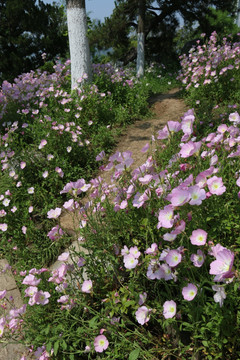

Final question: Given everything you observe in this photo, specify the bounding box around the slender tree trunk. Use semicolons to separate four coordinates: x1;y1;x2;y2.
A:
136;0;145;77
66;0;92;90
236;0;240;27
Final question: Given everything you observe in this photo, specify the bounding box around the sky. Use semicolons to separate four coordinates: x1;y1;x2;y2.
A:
43;0;116;22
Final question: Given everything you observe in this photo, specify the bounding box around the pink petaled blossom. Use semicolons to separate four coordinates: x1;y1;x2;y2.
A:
47;207;61;219
157;125;169;139
168;187;190;207
190;249;205;267
179;141;201;158
147;260;164;280
212;285;226;307
20;161;26;169
145;243;158;255
0;290;7;299
22;274;41;286
167;121;181;132
129;246;141;258
190;229;207;246
94;335;109;353
27;187;34;194
135;306;151;325
38;139;47;149
96;150;106;161
55;167;64;178
188;185;206;205
181;113;194;134
24;286;38;298
47;225;64;241
138;174;153;185
161;263;173;281
42;170;48;178
217;124;228;133
141;143;149;153
165;250;182;267
121;245;129;256
163;300;176;319
0;325;4;337
0;223;8;232
138;292;147;305
81;280;93;293
182;283;198;301
229;112;240;124
33;290;51;305
123;254;138;269
209;248;234;281
22;226;27;234
63;199;74;211
207;176;226;195
157;205;175;229
163;232;177;242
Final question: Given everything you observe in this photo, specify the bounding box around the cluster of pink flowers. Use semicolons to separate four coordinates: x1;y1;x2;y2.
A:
178;31;240;91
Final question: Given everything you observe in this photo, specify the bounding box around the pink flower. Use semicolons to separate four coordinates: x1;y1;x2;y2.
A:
20;161;26;169
190;229;207;246
169;188;190;207
47;207;61;219
96;150;106;161
145;243;158;255
123;254;138;269
81;280;93;293
188;185;206;205
129;246;141;258
33;290;51;305
138;292;147;305
135;306;151;325
190;249;205;267
229;112;240;124
207;176;226;195
22;274;41;286
94;335;109;353
0;290;7;299
163;300;176;319
181;113;194;134
212;285;226;307
0;223;8;232
38;139;47;149
209;248;234;281
182;283;198;301
157;205;175;229
179;141;201;158
165;250;182;267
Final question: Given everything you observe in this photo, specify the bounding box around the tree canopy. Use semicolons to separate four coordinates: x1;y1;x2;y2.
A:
89;0;237;66
0;0;68;82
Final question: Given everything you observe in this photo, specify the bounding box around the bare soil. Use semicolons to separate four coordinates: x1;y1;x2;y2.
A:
60;88;188;231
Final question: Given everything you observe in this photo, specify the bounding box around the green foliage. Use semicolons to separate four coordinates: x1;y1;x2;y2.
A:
0;0;67;82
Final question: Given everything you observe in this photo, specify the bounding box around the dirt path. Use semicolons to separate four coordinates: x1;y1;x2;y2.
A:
60;87;187;231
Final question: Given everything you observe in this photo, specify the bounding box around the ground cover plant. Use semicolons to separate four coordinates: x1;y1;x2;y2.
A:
1;33;240;360
0;60;176;269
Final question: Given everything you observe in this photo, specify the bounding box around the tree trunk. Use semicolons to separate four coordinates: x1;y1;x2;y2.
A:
136;0;145;77
66;0;92;90
236;0;240;27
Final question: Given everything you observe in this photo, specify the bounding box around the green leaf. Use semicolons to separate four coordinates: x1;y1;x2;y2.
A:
129;348;140;360
202;340;208;347
54;340;59;356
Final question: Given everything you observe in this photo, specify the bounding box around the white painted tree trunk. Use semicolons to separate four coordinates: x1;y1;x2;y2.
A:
136;0;145;77
67;0;92;90
136;32;145;77
236;0;240;27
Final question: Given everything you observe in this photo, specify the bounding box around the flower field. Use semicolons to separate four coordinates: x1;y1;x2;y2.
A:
0;32;240;359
